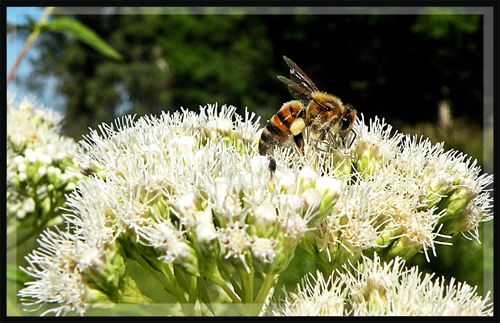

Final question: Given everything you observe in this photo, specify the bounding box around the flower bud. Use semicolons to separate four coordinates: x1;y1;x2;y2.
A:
47;165;62;178
173;193;197;225
332;150;352;176
194;210;220;257
83;286;115;309
424;174;454;208
176;245;200;277
39;154;52;165
66;182;76;191
17;161;27;173
442;205;482;235
250;155;270;174
429;174;453;194
60;172;69;182
78;244;126;294
214;177;229;209
278;194;303;215
298;166;317;190
55;151;67;160
38;166;47;176
439;186;476;223
375;228;401;248
316;176;341;212
24;149;37;164
450;163;468;185
216;119;233;135
250;237;277;272
387;236;421;259
354;141;381;176
279;213;308;242
23;197;36;213
276;170;297;193
150;221;200;276
302;188;322;210
218;223;252;272
253;202;278;237
17;208;27;219
18;172;27;182
14;155;25;165
196;224;218;245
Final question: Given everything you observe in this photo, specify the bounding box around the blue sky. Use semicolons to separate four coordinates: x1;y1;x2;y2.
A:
7;7;42;77
7;7;59;109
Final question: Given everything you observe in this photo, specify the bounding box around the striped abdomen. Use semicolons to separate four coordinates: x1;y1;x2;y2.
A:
259;100;304;155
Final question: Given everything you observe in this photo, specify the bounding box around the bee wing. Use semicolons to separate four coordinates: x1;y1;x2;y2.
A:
283;55;319;93
277;75;312;103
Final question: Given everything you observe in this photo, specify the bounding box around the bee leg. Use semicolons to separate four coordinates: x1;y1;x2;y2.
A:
347;130;357;148
293;132;305;155
267;156;277;173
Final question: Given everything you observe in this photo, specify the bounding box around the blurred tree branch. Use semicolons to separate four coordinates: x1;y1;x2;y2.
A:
7;7;122;84
7;7;54;84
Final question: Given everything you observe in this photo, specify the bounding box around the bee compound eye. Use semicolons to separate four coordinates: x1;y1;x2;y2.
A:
340;116;351;130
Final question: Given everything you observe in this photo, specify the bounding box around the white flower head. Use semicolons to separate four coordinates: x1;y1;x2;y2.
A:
353;115;403;160
19;229;94;316
345;255;494;316
250;237;277;264
218;223;251;271
273;254;493;316
270;270;346;316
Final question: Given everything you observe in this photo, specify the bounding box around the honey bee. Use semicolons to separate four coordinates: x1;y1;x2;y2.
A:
259;56;357;156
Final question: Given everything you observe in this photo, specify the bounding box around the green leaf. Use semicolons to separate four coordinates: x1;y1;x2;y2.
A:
7;264;31;284
41;17;122;60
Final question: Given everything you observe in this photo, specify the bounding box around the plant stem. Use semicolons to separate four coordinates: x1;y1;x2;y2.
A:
241;268;256;316
216;259;242;296
188;275;197;304
197;277;215;316
120;239;193;314
208;270;241;304
253;273;277;313
7;7;55;84
241;268;254;303
159;264;196;316
158;264;188;303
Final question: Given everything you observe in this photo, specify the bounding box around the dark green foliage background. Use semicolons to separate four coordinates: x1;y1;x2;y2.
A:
12;7;492;300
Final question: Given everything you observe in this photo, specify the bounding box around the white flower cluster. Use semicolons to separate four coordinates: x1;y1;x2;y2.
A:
18;104;493;316
270;254;493;316
71;104;338;269
307;115;493;266
19;104;341;315
7;95;81;244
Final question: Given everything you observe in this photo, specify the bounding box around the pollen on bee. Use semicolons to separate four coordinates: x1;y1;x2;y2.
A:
290;118;305;136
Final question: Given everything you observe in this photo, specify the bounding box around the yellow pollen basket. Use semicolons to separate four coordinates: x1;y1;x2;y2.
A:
290;118;305;136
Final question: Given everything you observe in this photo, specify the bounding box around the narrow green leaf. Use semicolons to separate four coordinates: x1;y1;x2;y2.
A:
7;264;31;284
41;17;122;60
